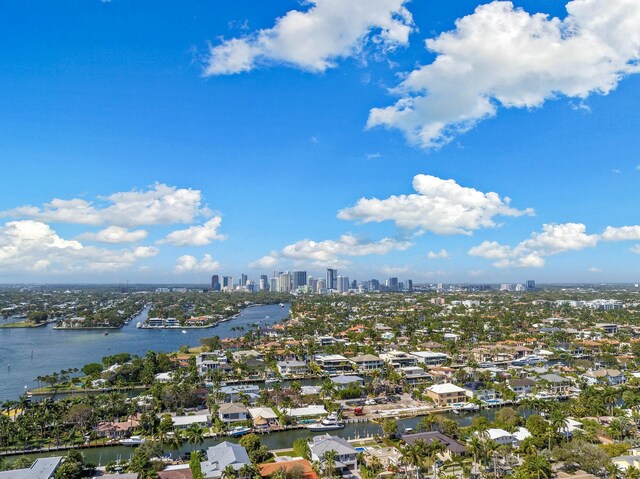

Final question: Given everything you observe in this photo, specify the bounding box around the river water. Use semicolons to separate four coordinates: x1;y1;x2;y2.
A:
0;303;290;401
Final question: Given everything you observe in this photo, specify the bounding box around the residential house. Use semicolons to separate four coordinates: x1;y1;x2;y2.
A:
463;382;498;401
331;375;365;391
409;351;449;366
508;378;536;397
313;354;352;375
401;432;467;455
95;419;139;439
0;457;63;479
582;369;625;386
218;403;249;423
200;442;252;479
259;458;318;479
400;366;432;385
426;383;467;406
219;384;260;403
350;354;384;372
277;360;308;377
380;350;418;368
309;434;358;472
537;374;573;396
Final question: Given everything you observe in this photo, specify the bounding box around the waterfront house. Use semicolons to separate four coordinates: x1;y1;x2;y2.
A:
309;434;358;472
277;360;308;377
537;373;573;396
380;350;418;368
350;354;384;372
248;407;279;429
172;413;211;430
426;383;467;406
463;382;498;401
219;384;260;403
400;366;432;384
401;432;467;455
582;368;625;386
313;354;352;375
196;351;229;376
95;419;139;439
200;442;251;479
409;351;449;366
331;375;365;391
481;429;516;446
508;378;536;396
218;403;249;423
282;405;327;420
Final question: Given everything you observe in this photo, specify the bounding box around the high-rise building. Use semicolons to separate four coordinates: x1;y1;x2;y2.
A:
278;272;292;293
307;276;318;292
211;275;220;291
222;276;233;289
387;277;399;292
270;277;279;293
239;274;248;287
316;278;326;293
326;268;337;290
350;280;357;290
369;279;380;291
337;276;350;293
292;271;307;290
526;280;536;291
259;275;269;291
406;279;413;292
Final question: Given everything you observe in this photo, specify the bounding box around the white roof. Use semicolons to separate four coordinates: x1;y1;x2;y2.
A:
410;351;449;358
172;414;210;427
283;405;327;417
248;407;278;420
485;428;513;440
513;427;531;442
428;383;466;394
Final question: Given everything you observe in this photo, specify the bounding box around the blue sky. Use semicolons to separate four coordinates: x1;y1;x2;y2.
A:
1;0;640;284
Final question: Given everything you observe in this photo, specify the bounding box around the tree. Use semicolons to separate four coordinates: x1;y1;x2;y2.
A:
81;363;103;377
551;440;610;474
186;424;205;451
515;454;552;479
293;438;311;460
323;450;337;479
190;450;205;479
382;419;398;439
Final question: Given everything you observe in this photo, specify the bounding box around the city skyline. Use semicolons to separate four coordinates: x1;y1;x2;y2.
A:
2;0;640;283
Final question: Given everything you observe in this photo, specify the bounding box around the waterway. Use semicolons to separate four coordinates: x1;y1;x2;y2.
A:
7;407;517;466
0;303;290;400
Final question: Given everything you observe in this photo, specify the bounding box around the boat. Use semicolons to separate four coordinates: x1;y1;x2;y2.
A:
462;403;480;411
136;322;142;329
103;332;109;336
279;303;285;308
181;330;188;334
120;435;146;446
228;426;252;437
265;315;270;319
265;378;280;385
306;412;345;432
511;355;547;367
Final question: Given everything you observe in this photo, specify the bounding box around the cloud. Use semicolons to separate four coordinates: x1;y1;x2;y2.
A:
601;225;640;241
588;267;602;272
77;226;148;244
366;153;383;159
204;0;414;75
0;220;158;274
469;223;599;268
632;245;640;255
174;254;221;274
381;265;410;275
250;233;413;268
159;217;225;246
427;249;449;259
248;254;279;270
368;0;640;148
2;184;210;227
338;174;534;234
468;269;485;277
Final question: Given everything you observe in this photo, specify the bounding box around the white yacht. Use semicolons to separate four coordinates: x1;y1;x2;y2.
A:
306;412;345;432
120;435;146;446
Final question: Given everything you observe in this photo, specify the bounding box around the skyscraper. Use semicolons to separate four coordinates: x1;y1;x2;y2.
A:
326;268;337;290
239;274;248;287
316;278;326;292
278;272;292;293
387;277;399;291
222;276;233;289
406;279;413;292
526;280;536;291
308;276;318;292
292;271;307;290
337;276;350;293
259;275;269;291
211;275;220;291
270;276;279;293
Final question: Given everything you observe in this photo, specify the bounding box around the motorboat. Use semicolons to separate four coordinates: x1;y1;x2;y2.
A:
228;426;252;437
181;330;188;334
120;435;146;446
462;402;480;411
511;355;547;366
306;412;345;431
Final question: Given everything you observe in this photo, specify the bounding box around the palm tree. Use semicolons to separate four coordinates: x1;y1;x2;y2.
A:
186;424;205;451
549;409;569;445
320;379;336;402
625;466;640;479
323;450;338;479
606;463;621;479
223;464;238;479
402;443;423;479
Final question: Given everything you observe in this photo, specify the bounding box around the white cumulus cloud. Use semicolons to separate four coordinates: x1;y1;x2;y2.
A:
159;217;225;246
0;220;158;274
248;255;279;270
250;233;412;269
174;254;221;274
469;223;599;268
601;225;640;241
368;0;640;148
427;249;449;259
3;184;211;227
78;226;148;244
338;174;533;234
204;0;414;75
